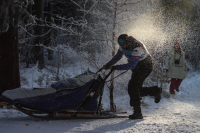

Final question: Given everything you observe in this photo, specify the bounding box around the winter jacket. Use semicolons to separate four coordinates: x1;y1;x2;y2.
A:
106;40;150;70
165;49;189;79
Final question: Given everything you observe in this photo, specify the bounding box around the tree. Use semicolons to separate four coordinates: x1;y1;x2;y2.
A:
0;24;20;95
45;0;53;60
34;0;45;69
0;0;35;95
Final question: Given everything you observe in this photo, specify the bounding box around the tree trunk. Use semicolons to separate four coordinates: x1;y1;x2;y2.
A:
26;4;33;68
34;0;44;69
47;0;53;60
0;23;20;95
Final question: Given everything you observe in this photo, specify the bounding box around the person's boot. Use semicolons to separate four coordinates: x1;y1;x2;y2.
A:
154;87;162;103
129;105;143;119
175;88;179;92
170;91;175;94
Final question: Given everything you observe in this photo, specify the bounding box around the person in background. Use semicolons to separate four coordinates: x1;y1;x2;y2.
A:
165;39;189;94
103;34;162;119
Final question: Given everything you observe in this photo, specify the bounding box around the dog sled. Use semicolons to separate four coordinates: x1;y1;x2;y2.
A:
0;69;128;119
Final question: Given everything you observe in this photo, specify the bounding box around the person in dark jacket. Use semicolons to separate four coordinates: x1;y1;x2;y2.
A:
103;34;162;119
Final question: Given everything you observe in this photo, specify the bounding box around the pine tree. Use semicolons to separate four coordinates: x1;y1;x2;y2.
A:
0;0;35;95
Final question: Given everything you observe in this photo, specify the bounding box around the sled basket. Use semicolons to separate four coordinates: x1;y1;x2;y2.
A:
1;69;114;114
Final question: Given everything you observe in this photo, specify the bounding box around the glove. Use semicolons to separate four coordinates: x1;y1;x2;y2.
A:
103;65;110;70
110;66;116;70
187;68;189;71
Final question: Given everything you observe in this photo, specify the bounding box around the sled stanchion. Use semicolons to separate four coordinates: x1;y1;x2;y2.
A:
72;69;114;117
96;69;115;115
96;68;103;73
103;69;115;81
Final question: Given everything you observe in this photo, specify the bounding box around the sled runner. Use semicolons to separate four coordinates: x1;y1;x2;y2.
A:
0;69;128;119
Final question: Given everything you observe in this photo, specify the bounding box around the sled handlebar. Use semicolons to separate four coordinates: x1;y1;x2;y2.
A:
96;68;115;81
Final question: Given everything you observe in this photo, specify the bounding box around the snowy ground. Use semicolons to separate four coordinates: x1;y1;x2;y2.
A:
1;69;200;133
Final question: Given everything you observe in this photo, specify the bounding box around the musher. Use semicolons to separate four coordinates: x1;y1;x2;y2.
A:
103;34;162;119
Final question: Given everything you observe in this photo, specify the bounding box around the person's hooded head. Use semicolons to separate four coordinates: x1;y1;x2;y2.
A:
174;39;181;52
118;34;128;46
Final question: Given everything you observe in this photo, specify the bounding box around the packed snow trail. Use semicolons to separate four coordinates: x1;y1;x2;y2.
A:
0;72;200;133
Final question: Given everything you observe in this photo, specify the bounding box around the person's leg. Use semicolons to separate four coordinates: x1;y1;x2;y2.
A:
140;86;162;103
169;78;176;94
128;57;153;107
128;55;153;119
175;79;183;92
128;74;145;119
128;74;144;107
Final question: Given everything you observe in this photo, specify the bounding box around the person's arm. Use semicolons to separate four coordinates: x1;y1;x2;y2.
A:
106;49;123;68
115;57;140;70
185;60;189;71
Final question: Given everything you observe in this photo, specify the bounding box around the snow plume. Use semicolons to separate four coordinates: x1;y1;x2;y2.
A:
124;0;196;47
127;13;167;45
0;0;35;33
